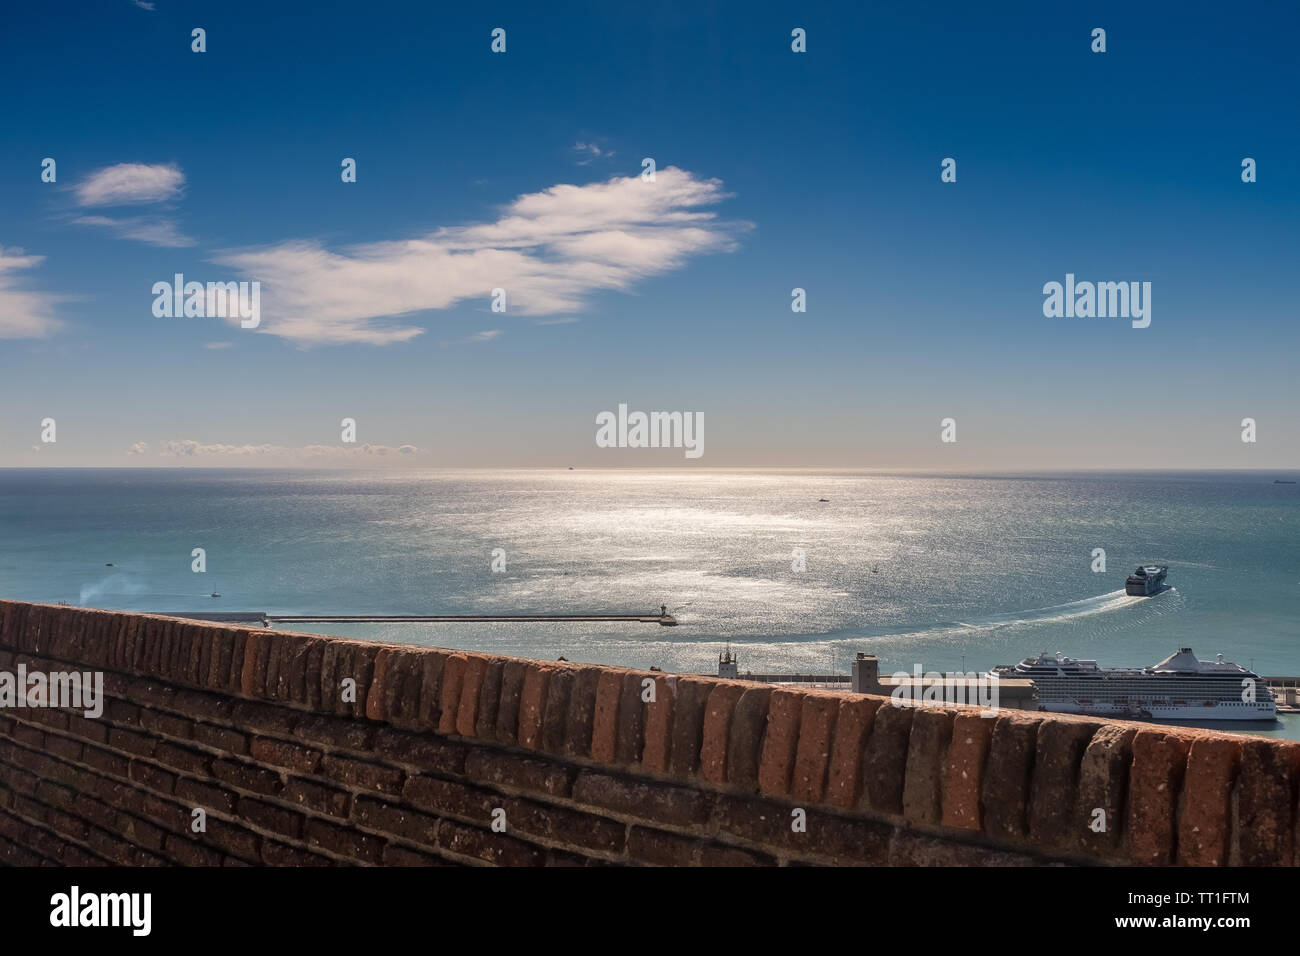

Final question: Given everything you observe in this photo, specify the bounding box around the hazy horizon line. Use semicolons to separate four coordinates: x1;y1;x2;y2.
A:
3;465;1297;475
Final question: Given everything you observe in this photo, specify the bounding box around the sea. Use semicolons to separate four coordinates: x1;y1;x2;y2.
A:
2;468;1297;738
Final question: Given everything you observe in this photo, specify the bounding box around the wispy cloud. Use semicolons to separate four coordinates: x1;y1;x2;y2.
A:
0;247;64;339
572;141;613;165
202;342;233;350
74;162;184;207
131;0;156;10
72;214;195;247
441;328;503;348
70;163;192;245
214;166;747;346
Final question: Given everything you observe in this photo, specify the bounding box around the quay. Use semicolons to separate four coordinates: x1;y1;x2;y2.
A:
1262;677;1300;713
713;650;1038;709
157;609;677;627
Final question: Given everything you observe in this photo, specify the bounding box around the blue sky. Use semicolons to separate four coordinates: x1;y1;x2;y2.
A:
2;0;1297;468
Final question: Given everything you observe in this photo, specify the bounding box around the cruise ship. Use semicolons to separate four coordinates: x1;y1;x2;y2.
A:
1125;564;1168;596
989;647;1276;721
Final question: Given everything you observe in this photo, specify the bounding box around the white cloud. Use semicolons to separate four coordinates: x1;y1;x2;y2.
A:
73;214;195;247
75;163;184;207
213;166;747;346
132;1;156;9
0;247;64;339
464;329;501;342
128;442;150;455
203;342;233;350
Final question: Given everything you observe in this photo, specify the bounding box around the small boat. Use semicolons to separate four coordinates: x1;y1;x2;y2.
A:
1274;479;1296;484
817;498;829;502
105;563;113;567
210;592;221;598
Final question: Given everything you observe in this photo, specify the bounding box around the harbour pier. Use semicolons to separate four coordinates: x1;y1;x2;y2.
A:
157;609;678;627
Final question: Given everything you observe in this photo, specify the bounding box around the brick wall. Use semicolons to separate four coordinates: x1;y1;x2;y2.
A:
0;600;1294;866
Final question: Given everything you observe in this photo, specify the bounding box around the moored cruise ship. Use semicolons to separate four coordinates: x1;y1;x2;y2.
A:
989;647;1276;721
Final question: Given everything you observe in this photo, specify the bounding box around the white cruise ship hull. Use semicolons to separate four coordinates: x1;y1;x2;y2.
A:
1040;700;1276;721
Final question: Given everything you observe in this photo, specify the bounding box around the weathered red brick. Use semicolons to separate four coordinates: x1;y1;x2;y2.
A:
640;674;677;774
860;701;913;814
791;692;841;804
319;754;403;794
901;706;953;825
572;772;709;829
725;686;773;790
1126;729;1191;864
240;631;269;698
1178;734;1240;866
494;660;526;745
626;826;697;865
979;712;1039;841
699;683;745;785
758;689;803;797
249;736;322;774
590;670;623;764
504;797;626;855
281;779;350;818
668;677;713;779
211;757;283;797
305;817;383;863
475;659;505;739
437;820;544;866
1234;738;1300;866
365;648;393;721
517;663;554;750
239;797;305;840
615;672;647;765
371;727;467;775
1027;718;1100;849
354;795;441;846
403;775;497;820
457;655;490;737
462;750;573;797
941;712;993;830
1073;723;1136;855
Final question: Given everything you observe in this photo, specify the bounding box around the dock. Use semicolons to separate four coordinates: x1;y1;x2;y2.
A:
1262;677;1300;714
155;610;677;627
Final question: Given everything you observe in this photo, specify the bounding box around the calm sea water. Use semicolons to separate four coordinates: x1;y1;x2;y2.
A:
3;468;1298;736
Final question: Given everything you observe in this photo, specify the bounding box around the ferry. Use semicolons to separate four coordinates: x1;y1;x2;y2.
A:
1125;564;1168;596
990;647;1276;721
